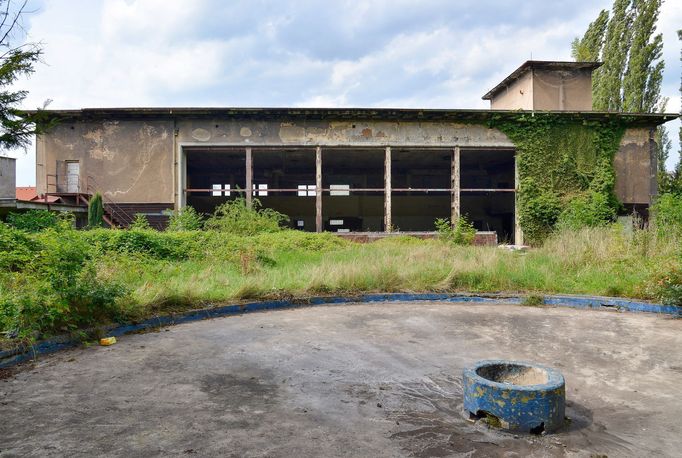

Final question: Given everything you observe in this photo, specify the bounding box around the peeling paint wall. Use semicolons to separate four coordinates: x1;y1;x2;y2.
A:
36;116;657;207
37;120;174;203
176;119;514;147
614;127;656;205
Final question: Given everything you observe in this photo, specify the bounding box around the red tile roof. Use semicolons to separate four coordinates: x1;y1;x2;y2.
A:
15;187;61;203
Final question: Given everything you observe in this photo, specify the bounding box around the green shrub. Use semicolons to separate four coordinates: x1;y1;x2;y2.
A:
204;198;289;235
0;222;37;271
519;191;562;245
644;261;682;306
130;213;152;230
166;206;204;231
88;192;105;228
557;191;617;231
0;229;127;338
6;210;60;232
83;228;203;260
652;193;682;228
435;216;476;245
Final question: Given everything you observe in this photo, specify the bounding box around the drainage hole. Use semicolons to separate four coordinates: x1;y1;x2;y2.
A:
529;422;545;435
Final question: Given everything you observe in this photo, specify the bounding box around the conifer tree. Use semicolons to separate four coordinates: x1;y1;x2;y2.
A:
0;1;49;151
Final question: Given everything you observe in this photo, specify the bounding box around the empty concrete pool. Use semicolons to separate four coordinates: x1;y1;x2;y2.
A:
1;301;681;457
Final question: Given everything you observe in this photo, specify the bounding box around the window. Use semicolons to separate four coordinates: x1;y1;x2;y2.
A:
252;184;268;197
211;184;231;196
329;184;350;196
297;184;316;197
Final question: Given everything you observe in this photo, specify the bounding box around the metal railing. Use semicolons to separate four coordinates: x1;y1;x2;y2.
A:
42;173;136;228
85;175;134;227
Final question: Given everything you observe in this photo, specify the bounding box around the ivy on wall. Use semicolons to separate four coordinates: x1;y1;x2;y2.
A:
489;113;626;244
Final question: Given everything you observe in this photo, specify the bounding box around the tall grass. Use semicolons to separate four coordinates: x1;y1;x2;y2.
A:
109;225;680;316
1;221;680;342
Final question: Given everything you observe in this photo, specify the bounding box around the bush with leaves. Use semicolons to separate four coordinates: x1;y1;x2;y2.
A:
435;216;476;245
0;228;127;339
166;206;204;231
643;261;682;307
6;210;60;232
519;191;563;244
557;191;617;230
204;198;289;235
0;222;37;271
652;193;682;228
130;213;152;230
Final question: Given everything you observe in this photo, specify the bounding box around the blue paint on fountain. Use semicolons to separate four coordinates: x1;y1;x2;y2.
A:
463;360;566;434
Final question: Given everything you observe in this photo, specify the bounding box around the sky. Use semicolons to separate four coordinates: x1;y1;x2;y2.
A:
5;0;682;186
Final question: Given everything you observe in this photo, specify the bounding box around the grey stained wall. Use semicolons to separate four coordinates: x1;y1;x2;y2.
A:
36;117;657;206
0;156;16;201
490;68;593;111
37;120;174;203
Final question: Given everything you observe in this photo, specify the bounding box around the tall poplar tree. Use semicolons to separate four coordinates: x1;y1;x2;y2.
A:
592;0;634;111
572;0;664;113
622;0;664;113
571;10;609;62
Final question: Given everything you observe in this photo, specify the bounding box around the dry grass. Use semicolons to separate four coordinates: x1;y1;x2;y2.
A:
106;225;680;318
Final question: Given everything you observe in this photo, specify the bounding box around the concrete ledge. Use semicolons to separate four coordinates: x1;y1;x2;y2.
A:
1;293;678;368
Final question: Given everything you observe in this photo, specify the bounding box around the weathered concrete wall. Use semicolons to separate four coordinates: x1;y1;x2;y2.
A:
532;69;593;111
489;72;533;110
490;69;593;111
0;156;16;200
176;119;514;147
614;127;656;205
36;116;657;208
37;120;174;203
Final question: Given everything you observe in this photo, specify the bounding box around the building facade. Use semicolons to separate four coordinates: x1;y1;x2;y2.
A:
32;62;676;243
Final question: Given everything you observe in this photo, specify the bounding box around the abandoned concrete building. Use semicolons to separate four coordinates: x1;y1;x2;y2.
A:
30;61;676;243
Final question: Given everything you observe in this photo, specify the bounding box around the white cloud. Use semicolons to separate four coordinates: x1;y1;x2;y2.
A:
4;0;681;185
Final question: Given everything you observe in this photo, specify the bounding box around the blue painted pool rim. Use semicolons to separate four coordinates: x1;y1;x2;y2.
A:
1;292;679;368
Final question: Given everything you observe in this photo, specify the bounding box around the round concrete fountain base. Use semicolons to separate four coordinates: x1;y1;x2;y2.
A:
463;360;566;434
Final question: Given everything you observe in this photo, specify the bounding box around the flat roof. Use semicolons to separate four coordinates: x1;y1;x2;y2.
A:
28;106;677;127
482;60;603;100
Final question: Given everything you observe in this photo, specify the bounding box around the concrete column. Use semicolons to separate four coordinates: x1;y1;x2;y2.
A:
384;146;392;232
245;147;253;208
451;146;460;225
316;146;322;232
514;153;523;245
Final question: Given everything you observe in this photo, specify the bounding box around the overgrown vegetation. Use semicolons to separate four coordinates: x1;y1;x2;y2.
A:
1;204;680;346
88;192;105;228
492;114;624;244
435;216;476;245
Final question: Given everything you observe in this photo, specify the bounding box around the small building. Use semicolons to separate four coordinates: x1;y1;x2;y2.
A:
31;61;676;242
1;156;86;219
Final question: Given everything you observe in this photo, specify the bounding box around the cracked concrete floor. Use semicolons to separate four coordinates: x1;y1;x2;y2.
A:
1;301;681;457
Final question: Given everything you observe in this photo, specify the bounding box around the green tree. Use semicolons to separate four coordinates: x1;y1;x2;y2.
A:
571;10;609;61
576;0;665;114
592;0;633;111
88;192;105;228
622;0;664;113
0;0;51;151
